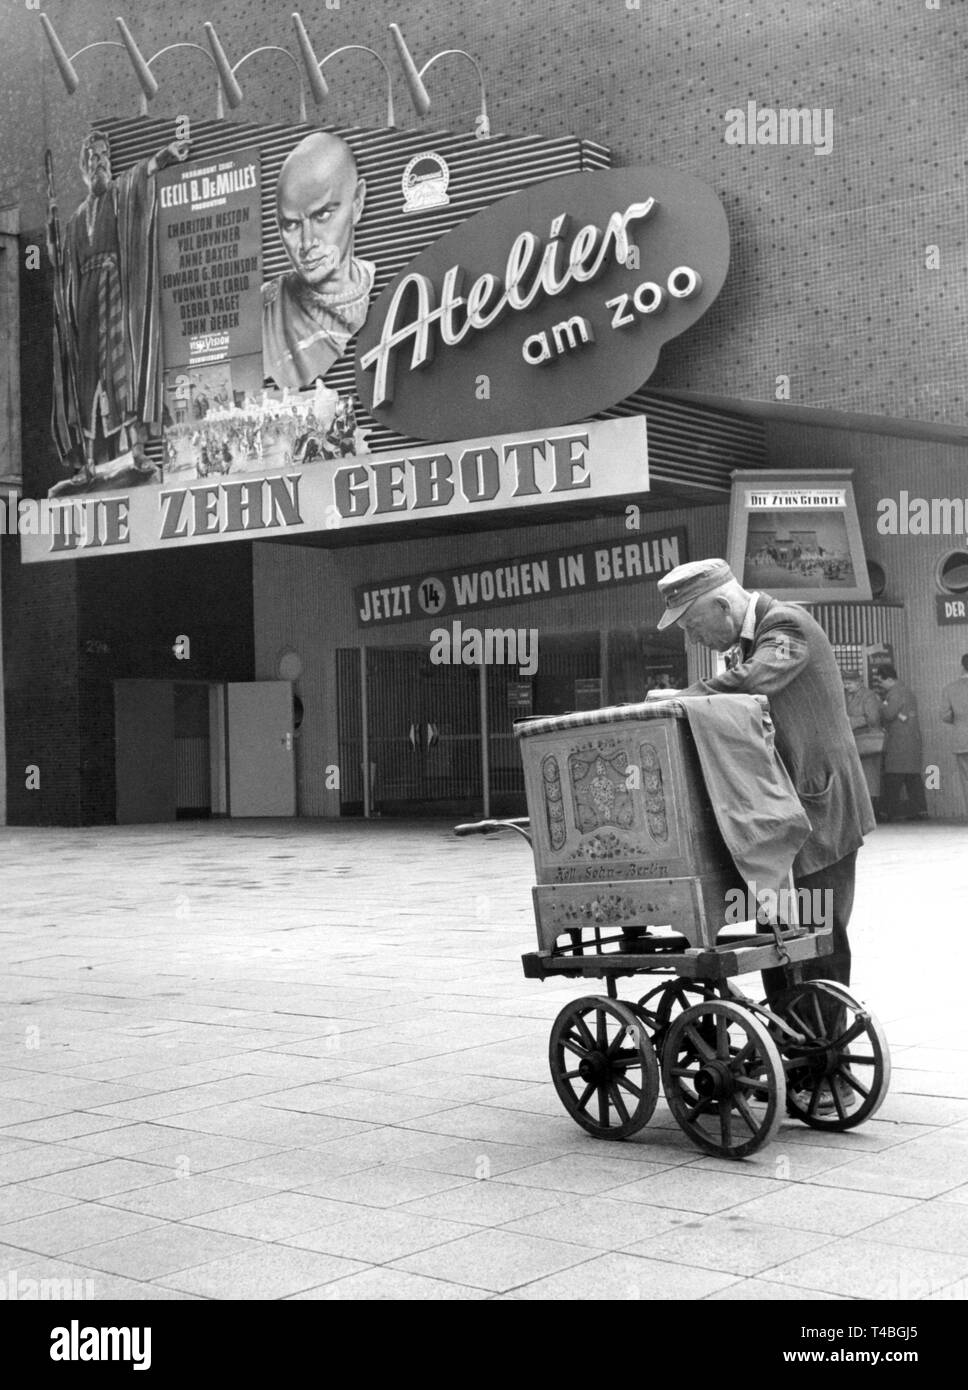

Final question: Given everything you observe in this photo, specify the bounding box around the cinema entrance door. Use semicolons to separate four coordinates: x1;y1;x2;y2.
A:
333;629;683;818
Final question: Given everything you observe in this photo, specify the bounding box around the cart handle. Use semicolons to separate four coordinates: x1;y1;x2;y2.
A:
454;817;532;844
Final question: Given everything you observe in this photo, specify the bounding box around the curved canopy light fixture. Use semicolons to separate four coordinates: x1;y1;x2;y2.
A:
204;19;326;124
388;22;491;138
40;13;227;119
40;12;120;97
40;11;405;128
115;19;159;105
292;13;396;128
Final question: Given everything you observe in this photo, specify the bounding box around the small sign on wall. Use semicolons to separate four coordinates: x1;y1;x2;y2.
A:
727;468;871;603
937;595;968;625
574;678;603;710
507;680;534;713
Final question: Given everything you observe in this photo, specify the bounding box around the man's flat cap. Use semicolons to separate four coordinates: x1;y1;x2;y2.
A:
657;558;735;630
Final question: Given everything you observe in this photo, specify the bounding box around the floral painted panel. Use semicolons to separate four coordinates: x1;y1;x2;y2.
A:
541;754;567;851
567;741;635;835
638;741;669;843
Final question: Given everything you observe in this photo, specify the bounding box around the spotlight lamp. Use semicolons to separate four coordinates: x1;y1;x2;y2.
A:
40;12;229;119
40;12;481;131
204;20;324;125
293;13;397;129
388;22;491;138
39;12;121;98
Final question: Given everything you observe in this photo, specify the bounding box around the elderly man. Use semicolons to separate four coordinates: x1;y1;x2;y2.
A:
655;558;875;1016
262;132;375;389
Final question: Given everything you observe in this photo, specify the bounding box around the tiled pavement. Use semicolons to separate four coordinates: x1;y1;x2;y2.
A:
0;818;965;1301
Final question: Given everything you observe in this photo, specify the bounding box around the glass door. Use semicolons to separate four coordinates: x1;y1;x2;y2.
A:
364;647;482;816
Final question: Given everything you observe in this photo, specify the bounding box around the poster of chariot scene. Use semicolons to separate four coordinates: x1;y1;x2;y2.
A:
744;508;855;589
727;472;871;603
162;379;367;483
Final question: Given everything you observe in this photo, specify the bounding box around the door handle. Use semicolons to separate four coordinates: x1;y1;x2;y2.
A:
408;723;417;750
281;732;293;751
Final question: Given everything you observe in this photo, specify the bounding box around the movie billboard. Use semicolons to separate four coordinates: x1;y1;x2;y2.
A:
41;129;372;509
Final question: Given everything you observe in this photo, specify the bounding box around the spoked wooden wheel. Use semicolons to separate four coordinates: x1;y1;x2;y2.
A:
662;1000;786;1158
549;997;660;1139
637;980;718;1055
771;980;891;1130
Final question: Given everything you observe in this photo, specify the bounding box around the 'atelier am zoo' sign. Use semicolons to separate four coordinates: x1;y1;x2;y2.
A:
355;165;731;441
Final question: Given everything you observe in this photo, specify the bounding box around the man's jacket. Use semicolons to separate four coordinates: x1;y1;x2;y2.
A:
881;681;923;773
940;676;968;754
682;594;875;875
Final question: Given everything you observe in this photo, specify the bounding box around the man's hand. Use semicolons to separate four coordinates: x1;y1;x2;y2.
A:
149;139;192;176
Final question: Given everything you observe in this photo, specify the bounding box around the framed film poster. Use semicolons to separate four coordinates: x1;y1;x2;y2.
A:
727;469;871;603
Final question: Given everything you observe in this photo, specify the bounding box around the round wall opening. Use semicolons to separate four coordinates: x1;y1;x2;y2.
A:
936;550;968;595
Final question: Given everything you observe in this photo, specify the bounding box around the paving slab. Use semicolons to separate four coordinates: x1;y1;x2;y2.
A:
298;1164;473;1209
284;1208;480;1262
722;1184;916;1235
503;1250;738;1300
624;1215;835;1277
0;1201;162;1257
400;1178;570;1227
767;1236;968;1301
606;1167;788;1214
54;1226;264;1282
1;819;965;1300
286;1267;490;1300
156;1244;371;1299
391;1227;596;1292
28;1157;172;1201
501;1196;689;1249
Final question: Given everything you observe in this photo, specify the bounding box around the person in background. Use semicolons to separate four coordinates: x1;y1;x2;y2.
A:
843;669;884;816
877;665;927;822
940;654;968;815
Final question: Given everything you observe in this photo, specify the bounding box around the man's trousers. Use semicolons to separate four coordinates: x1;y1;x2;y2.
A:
760;849;858;1008
881;772;927;820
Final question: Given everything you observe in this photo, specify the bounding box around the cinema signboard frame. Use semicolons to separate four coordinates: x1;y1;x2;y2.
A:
21;417;648;561
29;110;729;562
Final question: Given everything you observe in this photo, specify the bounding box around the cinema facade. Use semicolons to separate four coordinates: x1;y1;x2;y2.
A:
3;10;967;827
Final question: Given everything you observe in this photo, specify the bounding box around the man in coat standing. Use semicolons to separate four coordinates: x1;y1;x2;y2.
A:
877;665;927;821
940;655;968;816
654;558;875;1010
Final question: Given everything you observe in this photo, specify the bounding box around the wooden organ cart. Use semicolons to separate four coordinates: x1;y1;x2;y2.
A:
456;697;890;1159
